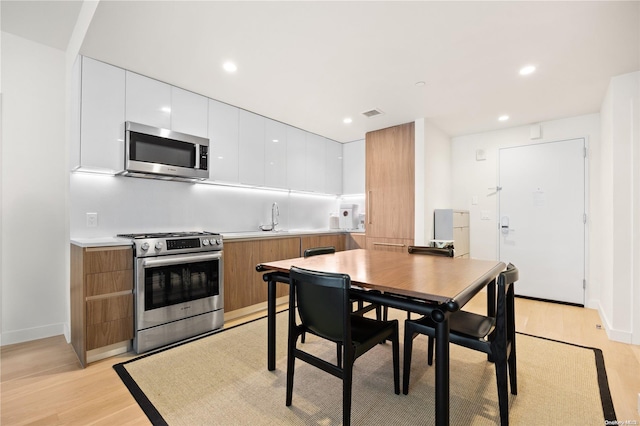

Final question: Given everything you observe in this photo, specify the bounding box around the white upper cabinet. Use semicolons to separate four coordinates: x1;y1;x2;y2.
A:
78;57;126;172
342;139;365;194
264;119;288;189
125;71;171;129
238;110;265;186
325;139;343;195
208;99;239;182
286;126;306;191
171;87;208;138
305;133;326;192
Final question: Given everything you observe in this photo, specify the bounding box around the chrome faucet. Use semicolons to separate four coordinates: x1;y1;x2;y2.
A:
271;202;279;231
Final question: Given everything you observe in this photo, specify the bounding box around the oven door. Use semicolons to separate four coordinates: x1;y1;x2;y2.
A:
135;252;223;331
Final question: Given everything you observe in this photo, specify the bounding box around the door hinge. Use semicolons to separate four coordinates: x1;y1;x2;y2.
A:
583;147;587;158
583;213;587;224
583;279;586;289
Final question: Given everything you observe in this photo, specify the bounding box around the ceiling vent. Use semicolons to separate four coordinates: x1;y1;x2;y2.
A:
361;108;384;118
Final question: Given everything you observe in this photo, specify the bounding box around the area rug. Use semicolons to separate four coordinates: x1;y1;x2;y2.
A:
114;311;616;425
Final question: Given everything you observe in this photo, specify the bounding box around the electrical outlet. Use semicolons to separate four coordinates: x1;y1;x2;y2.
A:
480;210;491;220
86;212;98;228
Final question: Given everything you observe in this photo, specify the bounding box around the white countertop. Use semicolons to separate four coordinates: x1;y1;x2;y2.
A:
70;237;133;248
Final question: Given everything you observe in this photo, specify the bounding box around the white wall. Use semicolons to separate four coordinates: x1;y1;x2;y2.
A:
451;113;599;263
1;33;69;344
415;119;452;245
597;71;639;344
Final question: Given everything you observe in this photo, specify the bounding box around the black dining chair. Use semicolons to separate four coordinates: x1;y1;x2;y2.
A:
383;245;455;321
403;263;519;425
286;266;400;426
304;246;381;321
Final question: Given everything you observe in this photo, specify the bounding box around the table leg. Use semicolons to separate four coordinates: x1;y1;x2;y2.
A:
267;278;276;371
435;315;450;426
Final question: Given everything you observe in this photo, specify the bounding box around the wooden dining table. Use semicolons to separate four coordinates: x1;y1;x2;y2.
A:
256;248;506;426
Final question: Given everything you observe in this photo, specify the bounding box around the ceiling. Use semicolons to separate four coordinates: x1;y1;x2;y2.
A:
2;1;639;143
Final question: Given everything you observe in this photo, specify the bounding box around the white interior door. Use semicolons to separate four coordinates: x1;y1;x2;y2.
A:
498;139;585;305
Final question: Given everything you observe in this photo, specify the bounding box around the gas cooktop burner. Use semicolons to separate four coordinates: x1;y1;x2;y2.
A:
117;231;219;239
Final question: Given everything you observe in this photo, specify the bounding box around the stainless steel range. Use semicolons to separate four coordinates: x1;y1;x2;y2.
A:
117;231;224;353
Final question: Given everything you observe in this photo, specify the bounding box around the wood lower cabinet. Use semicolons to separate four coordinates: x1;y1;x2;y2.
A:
71;244;134;367
347;233;366;250
224;233;347;319
224;237;300;314
300;234;346;253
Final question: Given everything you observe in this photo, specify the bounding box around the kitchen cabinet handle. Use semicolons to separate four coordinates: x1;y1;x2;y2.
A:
373;242;406;247
142;253;222;268
368;191;372;224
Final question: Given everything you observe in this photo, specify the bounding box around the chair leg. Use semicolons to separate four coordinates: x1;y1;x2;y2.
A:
392;327;400;395
337;342;343;368
286;347;295;406
343;356;353;426
494;353;510;425
508;346;517;395
383;306;388;321
427;336;435;366
301;331;306;343
402;325;415;395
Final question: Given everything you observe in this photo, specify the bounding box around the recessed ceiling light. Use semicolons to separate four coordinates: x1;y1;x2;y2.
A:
415;81;426;87
498;115;510;122
223;61;237;73
272;139;279;143
519;65;536;76
343;117;352;124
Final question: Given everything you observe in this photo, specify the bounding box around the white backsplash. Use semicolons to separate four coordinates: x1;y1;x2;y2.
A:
70;173;345;238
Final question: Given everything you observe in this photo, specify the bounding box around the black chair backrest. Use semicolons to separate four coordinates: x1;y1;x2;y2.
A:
408;245;454;257
303;246;336;257
290;266;350;343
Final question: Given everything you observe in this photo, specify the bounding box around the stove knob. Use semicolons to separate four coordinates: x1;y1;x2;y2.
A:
202;239;210;246
140;242;150;251
155;242;163;250
215;238;222;246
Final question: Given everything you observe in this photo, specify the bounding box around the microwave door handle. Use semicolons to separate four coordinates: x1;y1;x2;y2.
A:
142;253;222;268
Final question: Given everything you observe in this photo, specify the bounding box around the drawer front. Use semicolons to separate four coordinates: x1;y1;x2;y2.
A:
453;227;470;256
453;211;469;227
84;247;133;274
86;294;133;325
86;317;134;351
86;270;133;297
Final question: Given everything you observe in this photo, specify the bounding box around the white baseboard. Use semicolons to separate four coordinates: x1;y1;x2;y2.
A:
596;302;633;344
0;322;67;346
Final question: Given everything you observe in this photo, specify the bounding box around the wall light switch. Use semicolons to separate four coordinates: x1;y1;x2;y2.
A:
86;212;98;228
471;195;478;205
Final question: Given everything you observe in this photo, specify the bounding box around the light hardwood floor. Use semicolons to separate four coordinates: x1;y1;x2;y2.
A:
2;297;639;425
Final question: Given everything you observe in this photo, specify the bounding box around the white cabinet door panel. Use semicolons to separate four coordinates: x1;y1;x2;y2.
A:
342;139;365;194
125;72;171;129
265;119;287;188
208;99;239;182
80;57;126;172
286;126;306;191
238;110;265;186
305;133;325;192
325;139;343;195
171;87;208;138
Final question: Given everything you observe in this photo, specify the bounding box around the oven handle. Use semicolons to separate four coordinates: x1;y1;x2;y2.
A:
141;253;222;268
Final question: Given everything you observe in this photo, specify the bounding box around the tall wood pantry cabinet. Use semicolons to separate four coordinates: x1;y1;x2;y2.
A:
365;122;415;252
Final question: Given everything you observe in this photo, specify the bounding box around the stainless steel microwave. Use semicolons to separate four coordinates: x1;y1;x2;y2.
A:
124;121;209;180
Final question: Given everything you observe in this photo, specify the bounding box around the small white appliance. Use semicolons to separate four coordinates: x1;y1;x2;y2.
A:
339;204;359;230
